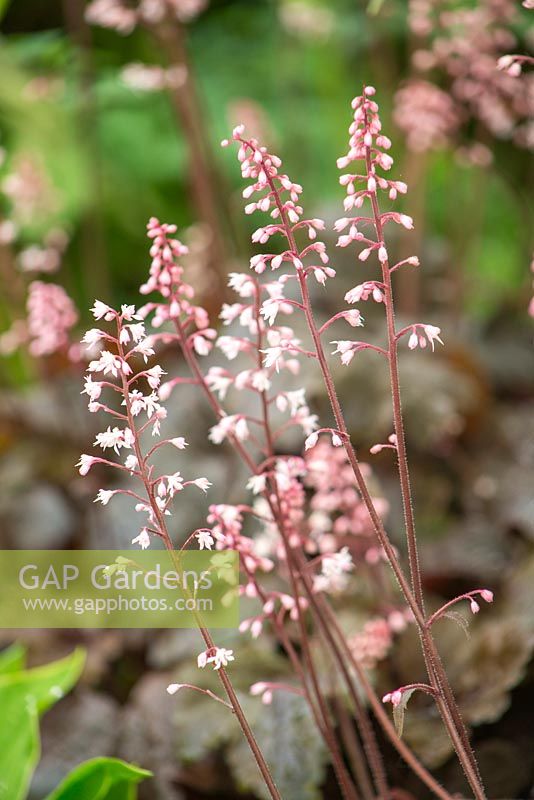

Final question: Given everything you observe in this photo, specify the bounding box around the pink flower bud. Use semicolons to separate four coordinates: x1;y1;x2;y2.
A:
480;590;494;603
470;599;480;614
391;690;403;707
305;432;319;450
408;331;418;350
263;598;275;614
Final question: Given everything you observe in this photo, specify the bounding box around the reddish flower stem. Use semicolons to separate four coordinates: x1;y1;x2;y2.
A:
115;317;281;800
252;284;360;800
363;141;486;799
262;155;486;799
169;307;459;800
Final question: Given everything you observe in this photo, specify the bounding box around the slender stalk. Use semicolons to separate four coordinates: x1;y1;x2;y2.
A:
165;281;466;799
242;559;351;778
363;140;485;797
261;156;485;799
252;285;360;800
335;698;376;800
116;322;281;800
269;489;359;799
365;147;424;613
317;598;453;800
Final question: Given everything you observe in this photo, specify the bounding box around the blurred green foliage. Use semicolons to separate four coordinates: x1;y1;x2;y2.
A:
0;0;531;367
0;644;151;800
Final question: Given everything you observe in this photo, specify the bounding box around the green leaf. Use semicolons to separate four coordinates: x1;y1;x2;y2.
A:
0;643;27;674
0;691;40;800
44;757;152;800
0;648;86;800
0;647;85;716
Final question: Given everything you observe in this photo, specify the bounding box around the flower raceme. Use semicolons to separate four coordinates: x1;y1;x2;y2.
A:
137;218;320;449
220;87;493;800
0;280;80;360
77;300;211;550
75;87;496;800
222;88;443;373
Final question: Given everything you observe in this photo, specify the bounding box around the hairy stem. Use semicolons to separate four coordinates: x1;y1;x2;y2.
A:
166;288;459;799
264;158;485;799
117;321;281;800
253;285;360;800
364;141;485;798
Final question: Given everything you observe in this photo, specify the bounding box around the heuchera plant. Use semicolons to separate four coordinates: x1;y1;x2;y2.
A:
78;89;495;800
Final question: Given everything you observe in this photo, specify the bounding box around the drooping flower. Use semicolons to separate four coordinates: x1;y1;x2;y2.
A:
132;528;151;549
